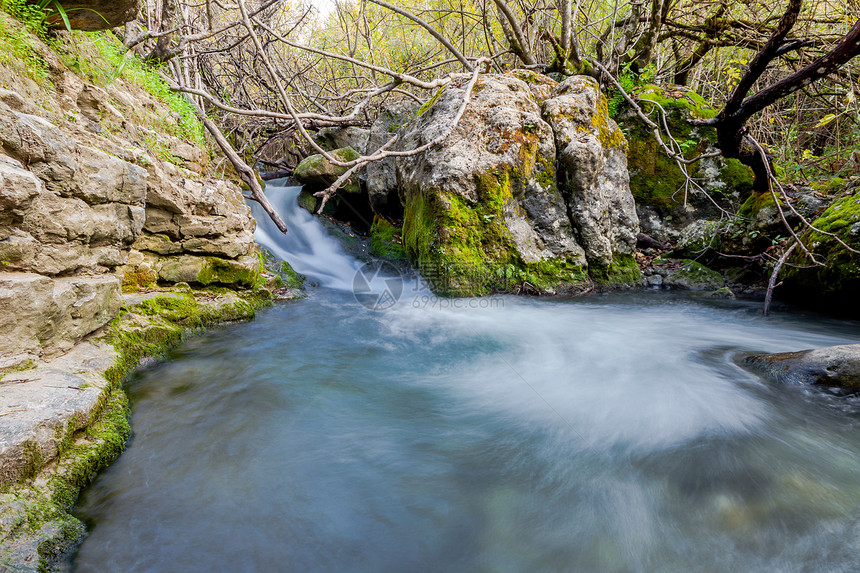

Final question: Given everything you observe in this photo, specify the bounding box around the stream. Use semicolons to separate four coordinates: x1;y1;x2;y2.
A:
72;184;860;572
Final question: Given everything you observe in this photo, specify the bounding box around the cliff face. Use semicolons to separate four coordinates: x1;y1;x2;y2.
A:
0;18;260;376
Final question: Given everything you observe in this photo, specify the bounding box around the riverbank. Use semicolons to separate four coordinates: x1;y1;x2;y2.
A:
0;285;290;571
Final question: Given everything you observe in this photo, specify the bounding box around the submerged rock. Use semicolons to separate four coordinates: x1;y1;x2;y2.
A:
744;344;860;390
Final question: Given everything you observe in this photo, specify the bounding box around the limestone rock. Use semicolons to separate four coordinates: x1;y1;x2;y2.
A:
365;101;417;219
0;273;120;372
153;254;260;287
314;126;370;155
71;145;148;205
397;74;587;295
0;154;41;223
744;344;860;391
543;76;639;276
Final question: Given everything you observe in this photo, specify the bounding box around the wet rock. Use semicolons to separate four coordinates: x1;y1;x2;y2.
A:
744;344;860;390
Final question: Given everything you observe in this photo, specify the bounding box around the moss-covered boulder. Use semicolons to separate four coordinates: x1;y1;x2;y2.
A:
617;84;754;240
396;74;589;296
543;76;641;285
293;147;360;194
781;192;860;308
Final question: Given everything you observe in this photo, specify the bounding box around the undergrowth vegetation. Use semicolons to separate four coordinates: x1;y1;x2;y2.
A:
0;1;203;145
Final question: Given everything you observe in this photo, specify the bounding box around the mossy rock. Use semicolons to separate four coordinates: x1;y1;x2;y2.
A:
402;166;586;296
260;248;306;290
662;259;725;290
618;84;754;221
782;193;860;304
370;217;407;264
590;254;642;287
293;147;360;193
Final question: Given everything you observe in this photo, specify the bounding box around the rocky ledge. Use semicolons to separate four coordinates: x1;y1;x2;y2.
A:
0;288;280;571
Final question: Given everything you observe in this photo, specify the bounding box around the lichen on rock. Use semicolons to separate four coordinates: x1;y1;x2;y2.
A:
394;73;590;296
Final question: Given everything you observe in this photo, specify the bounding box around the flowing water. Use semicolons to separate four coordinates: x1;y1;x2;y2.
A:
73;184;860;572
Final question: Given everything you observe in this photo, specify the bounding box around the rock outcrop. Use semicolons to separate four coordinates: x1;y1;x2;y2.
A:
744;344;860;391
50;0;140;31
0;50;259;374
543;76;640;283
362;73;639;295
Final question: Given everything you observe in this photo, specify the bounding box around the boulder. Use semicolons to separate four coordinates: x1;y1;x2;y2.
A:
744;344;860;391
293;147;361;193
616;84;754;242
366;101;417;220
543;76;640;284
396;74;589;295
313;126;370;155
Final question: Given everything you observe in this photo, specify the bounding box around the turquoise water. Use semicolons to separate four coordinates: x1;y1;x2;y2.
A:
72;186;860;572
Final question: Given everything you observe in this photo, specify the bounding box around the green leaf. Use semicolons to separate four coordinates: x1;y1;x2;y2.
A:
814;113;838;128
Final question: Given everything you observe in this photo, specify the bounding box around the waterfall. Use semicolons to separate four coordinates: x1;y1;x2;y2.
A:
248;182;365;291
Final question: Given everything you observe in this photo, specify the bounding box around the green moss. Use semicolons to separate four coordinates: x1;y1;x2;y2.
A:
738;191;780;218
370;217;407;263
592;90;627;150
809;177;846;194
720;159;755;196
196;257;260;288
672;259;724;285
782;194;860;296
590;253;642;286
402;158;586;296
416;85;446;117
622;84;753;211
122;267;158;292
